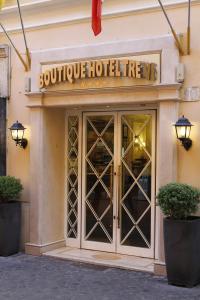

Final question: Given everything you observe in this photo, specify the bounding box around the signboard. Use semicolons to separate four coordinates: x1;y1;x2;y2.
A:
39;54;160;91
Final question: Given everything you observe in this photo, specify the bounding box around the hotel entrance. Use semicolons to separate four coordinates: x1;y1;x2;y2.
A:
25;35;180;275
66;110;156;259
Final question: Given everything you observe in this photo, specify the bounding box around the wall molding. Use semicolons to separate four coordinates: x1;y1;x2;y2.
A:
1;0;58;13
25;239;66;255
0;0;200;34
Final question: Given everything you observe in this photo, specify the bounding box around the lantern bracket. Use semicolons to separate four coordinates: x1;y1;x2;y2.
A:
179;137;192;151
18;138;28;149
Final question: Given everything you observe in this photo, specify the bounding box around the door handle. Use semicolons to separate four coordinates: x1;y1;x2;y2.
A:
118;164;122;228
110;163;114;203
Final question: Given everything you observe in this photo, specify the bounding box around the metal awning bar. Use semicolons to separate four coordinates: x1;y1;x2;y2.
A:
0;22;28;71
16;0;31;69
157;0;184;55
187;0;191;55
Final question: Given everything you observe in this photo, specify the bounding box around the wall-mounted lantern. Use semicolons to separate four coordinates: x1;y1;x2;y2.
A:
174;116;193;151
9;121;28;149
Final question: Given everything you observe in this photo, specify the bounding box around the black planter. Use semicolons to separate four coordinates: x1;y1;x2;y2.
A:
164;217;200;287
0;202;21;256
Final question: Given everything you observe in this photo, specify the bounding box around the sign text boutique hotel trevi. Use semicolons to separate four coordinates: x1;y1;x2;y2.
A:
39;57;158;89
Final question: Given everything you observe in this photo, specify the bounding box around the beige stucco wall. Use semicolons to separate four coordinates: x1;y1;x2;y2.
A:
1;1;200;252
28;107;65;244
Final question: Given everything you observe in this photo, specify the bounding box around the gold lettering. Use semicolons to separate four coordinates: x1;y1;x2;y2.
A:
39;58;158;88
44;71;51;86
115;60;121;77
62;65;67;81
102;60;109;77
88;61;96;78
150;63;157;81
74;63;81;79
39;74;44;88
81;62;86;79
96;61;103;77
66;65;74;83
128;61;136;78
57;67;63;82
109;60;115;77
142;63;151;80
135;61;142;79
50;68;57;84
121;60;129;77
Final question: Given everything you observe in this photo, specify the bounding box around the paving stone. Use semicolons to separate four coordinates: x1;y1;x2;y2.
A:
0;254;199;300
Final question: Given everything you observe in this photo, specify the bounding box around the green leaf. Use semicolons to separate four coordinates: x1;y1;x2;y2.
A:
0;176;23;203
157;182;200;220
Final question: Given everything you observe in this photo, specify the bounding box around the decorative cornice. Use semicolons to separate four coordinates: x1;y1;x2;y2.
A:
25;83;182;97
25;84;182;108
1;0;56;13
0;0;200;34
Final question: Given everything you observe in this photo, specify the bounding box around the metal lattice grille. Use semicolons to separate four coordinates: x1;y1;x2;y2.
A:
66;116;79;239
85;116;114;243
120;115;152;249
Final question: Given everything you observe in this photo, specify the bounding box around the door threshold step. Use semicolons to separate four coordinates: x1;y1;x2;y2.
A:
43;247;154;273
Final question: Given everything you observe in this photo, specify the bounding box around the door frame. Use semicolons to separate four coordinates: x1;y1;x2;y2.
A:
65;108;156;258
116;110;156;258
81;111;118;252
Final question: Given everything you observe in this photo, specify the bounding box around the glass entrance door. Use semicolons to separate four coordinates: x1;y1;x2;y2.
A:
81;113;117;252
117;112;155;258
81;111;155;257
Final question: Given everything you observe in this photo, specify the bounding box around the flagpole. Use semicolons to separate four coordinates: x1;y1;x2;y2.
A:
16;0;31;69
187;0;191;55
157;0;184;55
0;22;28;71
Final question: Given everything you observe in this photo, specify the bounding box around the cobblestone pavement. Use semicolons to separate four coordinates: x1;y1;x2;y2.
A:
0;254;200;300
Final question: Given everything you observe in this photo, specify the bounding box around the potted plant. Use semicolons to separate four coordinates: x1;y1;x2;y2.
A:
0;176;23;256
157;182;200;288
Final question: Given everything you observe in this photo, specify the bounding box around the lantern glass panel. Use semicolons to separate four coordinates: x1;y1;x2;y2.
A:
11;129;24;141
176;126;191;139
186;126;191;139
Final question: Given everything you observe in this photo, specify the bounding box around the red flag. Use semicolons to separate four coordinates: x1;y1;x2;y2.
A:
92;0;102;36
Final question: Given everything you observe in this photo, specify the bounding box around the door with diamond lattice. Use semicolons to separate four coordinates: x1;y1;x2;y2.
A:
81;112;117;252
117;112;155;258
81;111;155;257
